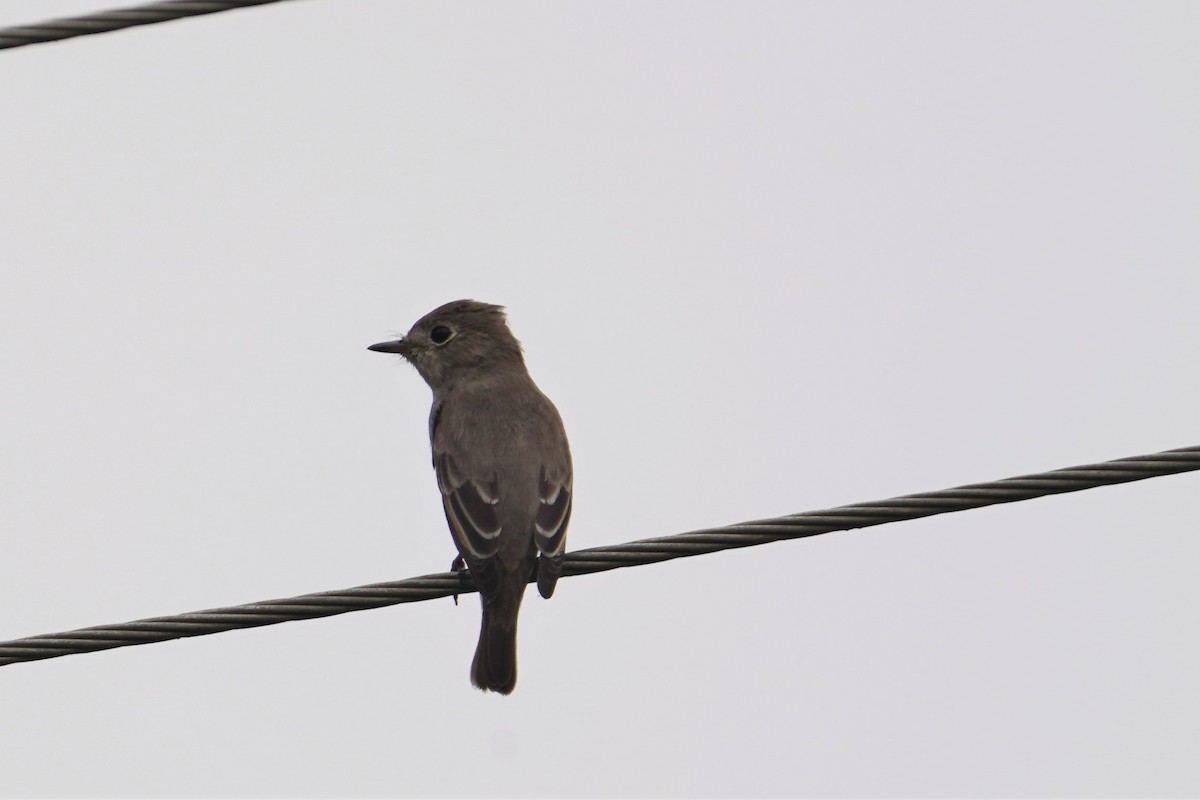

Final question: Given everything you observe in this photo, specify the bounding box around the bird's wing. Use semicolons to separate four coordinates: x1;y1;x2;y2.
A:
534;464;572;560
435;451;503;564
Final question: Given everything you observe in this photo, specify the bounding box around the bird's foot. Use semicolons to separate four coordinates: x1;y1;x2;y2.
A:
450;555;467;605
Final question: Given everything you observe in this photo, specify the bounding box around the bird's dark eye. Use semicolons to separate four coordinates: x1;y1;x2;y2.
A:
430;325;454;345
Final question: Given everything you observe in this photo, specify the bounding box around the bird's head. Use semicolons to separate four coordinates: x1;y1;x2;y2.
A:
369;299;525;390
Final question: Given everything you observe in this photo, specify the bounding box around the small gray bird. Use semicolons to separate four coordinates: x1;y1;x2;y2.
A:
369;300;572;694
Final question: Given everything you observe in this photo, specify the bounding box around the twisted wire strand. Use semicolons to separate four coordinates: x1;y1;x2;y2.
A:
0;0;295;51
2;446;1197;666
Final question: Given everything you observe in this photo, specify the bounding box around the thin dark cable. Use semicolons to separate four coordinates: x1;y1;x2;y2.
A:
0;0;297;51
2;445;1197;667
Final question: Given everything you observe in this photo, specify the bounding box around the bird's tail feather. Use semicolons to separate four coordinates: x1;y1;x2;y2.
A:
471;584;524;695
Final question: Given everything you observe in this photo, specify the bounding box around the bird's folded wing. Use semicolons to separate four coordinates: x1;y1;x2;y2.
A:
535;466;572;559
436;452;502;562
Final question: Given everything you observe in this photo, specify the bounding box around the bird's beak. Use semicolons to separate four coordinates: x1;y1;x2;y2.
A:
368;338;410;354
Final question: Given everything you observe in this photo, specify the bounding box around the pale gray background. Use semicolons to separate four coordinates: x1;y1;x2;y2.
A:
1;1;1198;796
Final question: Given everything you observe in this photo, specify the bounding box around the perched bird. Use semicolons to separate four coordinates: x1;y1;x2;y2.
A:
369;300;572;694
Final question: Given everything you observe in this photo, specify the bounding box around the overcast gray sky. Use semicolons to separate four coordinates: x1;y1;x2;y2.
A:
1;1;1198;796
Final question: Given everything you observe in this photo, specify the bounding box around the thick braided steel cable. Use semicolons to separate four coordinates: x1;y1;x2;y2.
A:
0;0;295;51
2;445;1198;667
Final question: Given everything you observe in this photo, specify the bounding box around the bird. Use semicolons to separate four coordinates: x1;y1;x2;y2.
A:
369;300;572;694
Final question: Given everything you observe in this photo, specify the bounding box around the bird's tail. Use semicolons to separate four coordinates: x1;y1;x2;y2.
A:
471;581;525;695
